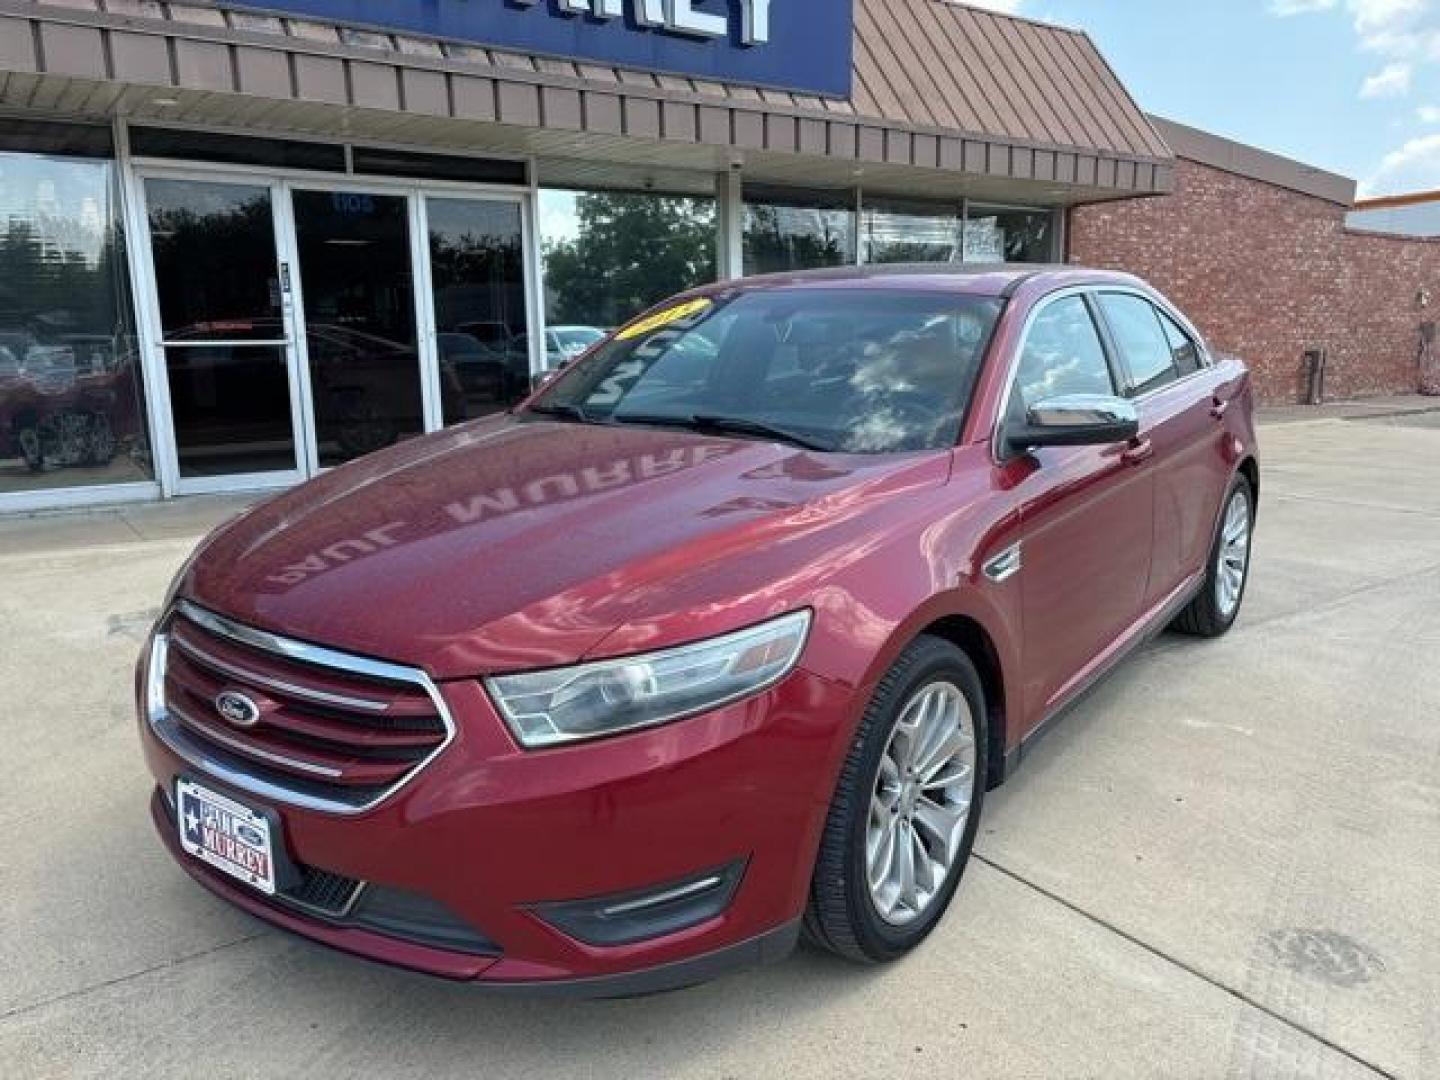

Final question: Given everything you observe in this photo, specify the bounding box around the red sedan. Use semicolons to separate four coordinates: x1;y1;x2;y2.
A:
137;266;1258;994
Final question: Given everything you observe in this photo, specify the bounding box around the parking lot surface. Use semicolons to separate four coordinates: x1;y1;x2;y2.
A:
1;410;1437;1079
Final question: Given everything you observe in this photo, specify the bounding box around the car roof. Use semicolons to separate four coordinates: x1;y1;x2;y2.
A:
694;263;1146;299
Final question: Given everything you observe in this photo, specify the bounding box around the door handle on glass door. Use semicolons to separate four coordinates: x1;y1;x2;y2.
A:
1121;437;1154;466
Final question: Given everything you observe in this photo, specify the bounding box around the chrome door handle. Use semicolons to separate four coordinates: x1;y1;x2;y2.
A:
1121;437;1154;466
1211;397;1229;419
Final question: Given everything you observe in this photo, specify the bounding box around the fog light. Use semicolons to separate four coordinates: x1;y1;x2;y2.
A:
533;861;745;947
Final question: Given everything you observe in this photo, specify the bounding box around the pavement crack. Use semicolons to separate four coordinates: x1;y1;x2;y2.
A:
1233;560;1440;635
1268;491;1440;520
971;854;1400;1080
0;931;270;1024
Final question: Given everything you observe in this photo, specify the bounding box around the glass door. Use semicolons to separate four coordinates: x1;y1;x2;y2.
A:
289;188;426;468
421;195;532;423
136;175;536;492
141;177;306;488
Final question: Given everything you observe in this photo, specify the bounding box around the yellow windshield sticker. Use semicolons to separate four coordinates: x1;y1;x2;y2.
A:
616;297;712;341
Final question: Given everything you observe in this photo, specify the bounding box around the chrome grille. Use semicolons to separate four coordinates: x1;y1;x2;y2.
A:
145;601;455;814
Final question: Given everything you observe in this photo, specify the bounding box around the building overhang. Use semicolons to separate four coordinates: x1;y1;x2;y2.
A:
0;0;1175;205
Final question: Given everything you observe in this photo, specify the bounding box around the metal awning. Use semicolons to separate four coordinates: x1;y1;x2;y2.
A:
0;0;1173;203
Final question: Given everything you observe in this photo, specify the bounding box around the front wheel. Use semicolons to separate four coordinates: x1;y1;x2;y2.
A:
1173;474;1255;637
804;636;986;963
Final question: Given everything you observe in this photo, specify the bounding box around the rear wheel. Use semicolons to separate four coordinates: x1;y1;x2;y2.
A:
1173;474;1254;637
804;636;986;963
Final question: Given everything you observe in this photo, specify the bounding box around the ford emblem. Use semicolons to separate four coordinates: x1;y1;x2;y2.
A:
215;690;261;728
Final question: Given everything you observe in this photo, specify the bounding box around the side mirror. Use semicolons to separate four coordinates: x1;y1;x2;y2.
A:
1003;394;1139;456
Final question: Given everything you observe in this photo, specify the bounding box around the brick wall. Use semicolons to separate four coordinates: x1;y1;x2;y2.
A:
1067;157;1440;403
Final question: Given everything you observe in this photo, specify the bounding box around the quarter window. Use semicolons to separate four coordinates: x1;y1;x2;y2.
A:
1098;293;1179;394
1156;308;1203;375
1013;296;1115;409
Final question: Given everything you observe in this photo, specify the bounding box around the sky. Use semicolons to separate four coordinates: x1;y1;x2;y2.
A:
966;0;1440;197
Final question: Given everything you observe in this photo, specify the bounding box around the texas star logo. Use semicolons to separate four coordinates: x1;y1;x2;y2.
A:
214;690;261;728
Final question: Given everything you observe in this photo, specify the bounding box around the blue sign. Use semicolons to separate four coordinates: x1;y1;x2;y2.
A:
241;1;854;97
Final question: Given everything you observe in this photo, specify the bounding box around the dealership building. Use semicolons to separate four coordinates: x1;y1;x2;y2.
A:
0;0;1431;512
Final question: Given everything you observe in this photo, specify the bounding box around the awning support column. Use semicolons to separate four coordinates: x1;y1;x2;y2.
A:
716;167;744;280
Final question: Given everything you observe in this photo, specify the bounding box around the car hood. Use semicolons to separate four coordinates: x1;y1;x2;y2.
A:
181;416;949;678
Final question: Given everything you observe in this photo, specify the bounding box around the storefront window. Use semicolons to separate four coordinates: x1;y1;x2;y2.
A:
863;198;962;264
427;197;529;423
743;186;856;275
0;136;150;495
963;205;1056;264
540;188;716;361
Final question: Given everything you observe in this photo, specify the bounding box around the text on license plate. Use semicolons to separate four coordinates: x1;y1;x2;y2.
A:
176;779;277;895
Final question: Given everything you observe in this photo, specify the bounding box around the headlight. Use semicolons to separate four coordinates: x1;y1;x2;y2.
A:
486;610;812;749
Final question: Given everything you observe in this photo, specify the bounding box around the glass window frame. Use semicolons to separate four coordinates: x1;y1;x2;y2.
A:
962;202;1060;265
860;195;964;266
538;184;719;340
424;193;531;425
1009;293;1121;413
0;133;158;505
741;183;859;276
127;156;537;495
1154;304;1206;378
993;287;1134;462
1093;290;1184;398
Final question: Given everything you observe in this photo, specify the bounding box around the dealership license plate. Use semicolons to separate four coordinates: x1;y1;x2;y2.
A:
176;779;277;895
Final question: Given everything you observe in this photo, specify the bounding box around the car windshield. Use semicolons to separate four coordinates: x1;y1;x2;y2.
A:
527;288;1002;454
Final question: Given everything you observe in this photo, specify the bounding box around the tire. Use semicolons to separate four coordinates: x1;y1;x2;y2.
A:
804;635;987;963
1172;474;1255;637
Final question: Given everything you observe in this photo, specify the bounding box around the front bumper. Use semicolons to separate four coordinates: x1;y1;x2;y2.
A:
139;658;856;991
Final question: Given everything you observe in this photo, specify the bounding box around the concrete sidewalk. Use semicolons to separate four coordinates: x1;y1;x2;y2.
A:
1256;392;1440;425
1;415;1437;1079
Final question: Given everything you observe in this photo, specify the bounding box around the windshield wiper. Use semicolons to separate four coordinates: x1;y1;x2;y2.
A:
527;402;596;424
614;412;832;452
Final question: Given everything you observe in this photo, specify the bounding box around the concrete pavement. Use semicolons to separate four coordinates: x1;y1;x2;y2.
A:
1;414;1436;1079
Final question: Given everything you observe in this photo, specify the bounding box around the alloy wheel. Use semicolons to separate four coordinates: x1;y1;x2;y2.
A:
1216;487;1252;617
866;680;977;926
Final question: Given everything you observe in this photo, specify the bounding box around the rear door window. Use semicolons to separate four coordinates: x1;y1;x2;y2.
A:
1098;292;1179;395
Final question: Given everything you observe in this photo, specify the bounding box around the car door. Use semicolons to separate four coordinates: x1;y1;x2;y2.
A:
1002;291;1155;725
1094;291;1232;607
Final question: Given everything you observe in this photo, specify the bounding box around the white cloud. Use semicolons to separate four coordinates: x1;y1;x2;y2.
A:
1271;0;1440;55
1361;60;1414;95
1274;0;1440;185
1363;130;1440;193
1348;0;1439;57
